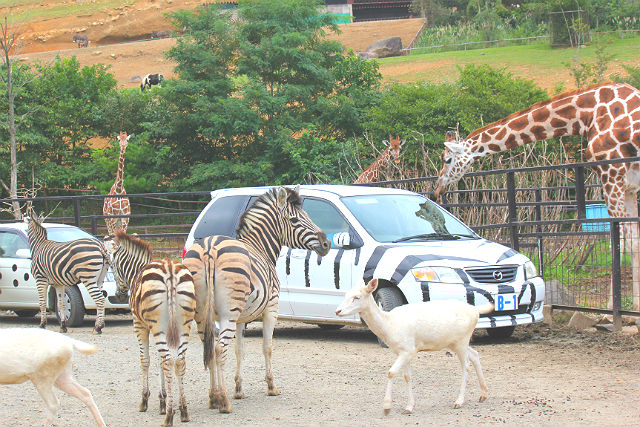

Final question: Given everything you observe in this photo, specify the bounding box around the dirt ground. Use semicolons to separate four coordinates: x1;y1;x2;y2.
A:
0;311;638;427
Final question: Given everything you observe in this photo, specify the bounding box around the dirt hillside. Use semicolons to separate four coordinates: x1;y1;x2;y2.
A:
10;0;425;90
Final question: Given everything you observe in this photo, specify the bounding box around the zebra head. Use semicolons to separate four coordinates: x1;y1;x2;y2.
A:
26;214;47;246
275;186;330;257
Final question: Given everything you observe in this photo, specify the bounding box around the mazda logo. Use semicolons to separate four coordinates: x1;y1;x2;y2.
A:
492;270;503;281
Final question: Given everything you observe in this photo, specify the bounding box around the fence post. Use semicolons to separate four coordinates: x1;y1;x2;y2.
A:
575;165;586;219
507;171;519;251
73;198;81;227
91;216;98;236
610;220;622;331
535;189;544;278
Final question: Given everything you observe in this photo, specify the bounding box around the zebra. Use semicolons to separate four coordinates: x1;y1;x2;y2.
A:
26;215;111;334
182;186;330;413
111;231;196;426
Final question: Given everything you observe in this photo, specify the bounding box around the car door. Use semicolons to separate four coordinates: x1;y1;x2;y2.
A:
282;197;358;320
0;229;38;307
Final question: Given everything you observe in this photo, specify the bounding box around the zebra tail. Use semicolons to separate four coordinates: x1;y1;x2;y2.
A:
203;255;216;369
166;272;180;349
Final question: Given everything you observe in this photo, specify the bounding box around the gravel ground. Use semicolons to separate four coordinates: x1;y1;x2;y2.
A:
0;311;638;427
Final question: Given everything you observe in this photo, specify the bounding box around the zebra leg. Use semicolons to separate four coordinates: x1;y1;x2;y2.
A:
214;318;235;413
36;277;49;329
176;349;190;422
135;321;151;412
90;265;109;334
234;323;246;399
55;286;68;333
262;310;280;396
161;356;175;427
159;364;167;415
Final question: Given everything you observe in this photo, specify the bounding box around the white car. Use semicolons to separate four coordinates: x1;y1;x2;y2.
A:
0;222;129;326
183;185;545;339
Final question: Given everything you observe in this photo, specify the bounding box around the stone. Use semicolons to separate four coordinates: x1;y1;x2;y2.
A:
356;51;378;60
568;312;597;330
595;323;615;332
621;325;639;336
542;305;553;325
544;279;576;306
365;37;403;58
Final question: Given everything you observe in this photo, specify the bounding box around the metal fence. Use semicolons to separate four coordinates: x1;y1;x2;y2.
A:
3;157;639;326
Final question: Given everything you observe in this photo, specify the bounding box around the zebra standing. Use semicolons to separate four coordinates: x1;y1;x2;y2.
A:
182;186;330;413
112;231;196;427
27;215;111;334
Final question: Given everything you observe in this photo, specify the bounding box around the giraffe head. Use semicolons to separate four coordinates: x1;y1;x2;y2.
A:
433;131;476;198
384;135;405;164
117;131;131;150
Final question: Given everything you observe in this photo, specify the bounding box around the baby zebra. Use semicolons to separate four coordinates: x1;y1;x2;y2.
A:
26;214;110;334
112;231;196;426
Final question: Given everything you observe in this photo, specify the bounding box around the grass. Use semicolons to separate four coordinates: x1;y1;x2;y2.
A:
1;0;135;23
377;34;640;91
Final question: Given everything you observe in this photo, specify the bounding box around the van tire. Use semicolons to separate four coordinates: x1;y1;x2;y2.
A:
54;286;85;327
373;287;403;347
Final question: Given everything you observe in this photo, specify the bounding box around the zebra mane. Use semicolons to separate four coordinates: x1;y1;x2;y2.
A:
115;231;153;258
236;187;301;236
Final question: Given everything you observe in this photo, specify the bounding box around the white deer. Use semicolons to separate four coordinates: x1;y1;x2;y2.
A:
336;278;492;415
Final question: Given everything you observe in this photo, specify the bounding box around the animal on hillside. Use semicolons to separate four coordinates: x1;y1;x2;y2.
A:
354;135;405;183
0;328;106;426
433;82;640;311
72;34;89;48
151;30;172;39
111;231;196;426
26;214;111;334
182;186;330;413
336;278;492;415
141;73;164;91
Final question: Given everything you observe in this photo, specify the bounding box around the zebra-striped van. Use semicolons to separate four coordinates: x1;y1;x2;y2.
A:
0;222;129;326
184;185;546;340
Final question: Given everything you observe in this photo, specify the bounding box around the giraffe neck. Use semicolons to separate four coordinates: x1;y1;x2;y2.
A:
466;90;593;157
112;145;127;195
357;148;391;182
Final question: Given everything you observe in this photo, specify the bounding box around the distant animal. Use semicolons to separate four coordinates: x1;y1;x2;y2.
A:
72;34;89;48
151;30;172;39
0;328;106;426
141;73;164;91
336;278;492;415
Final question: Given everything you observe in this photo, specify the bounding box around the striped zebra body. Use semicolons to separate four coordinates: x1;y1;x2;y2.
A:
182;186;330;413
27;216;110;334
112;232;196;426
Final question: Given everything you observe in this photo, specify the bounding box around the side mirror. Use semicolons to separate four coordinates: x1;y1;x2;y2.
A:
15;248;31;259
332;232;351;248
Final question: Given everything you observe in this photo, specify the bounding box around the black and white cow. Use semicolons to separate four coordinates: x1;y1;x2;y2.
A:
140;74;164;91
72;34;89;48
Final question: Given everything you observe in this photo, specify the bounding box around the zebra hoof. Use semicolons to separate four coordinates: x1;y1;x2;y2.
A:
60;326;68;333
162;409;175;427
179;405;190;422
92;328;102;335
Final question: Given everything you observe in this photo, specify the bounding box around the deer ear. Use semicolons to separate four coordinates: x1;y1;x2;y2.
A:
444;141;465;154
366;278;379;293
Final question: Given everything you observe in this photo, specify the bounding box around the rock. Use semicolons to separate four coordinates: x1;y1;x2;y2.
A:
568;312;597;330
595;323;616;332
542;305;553;325
544;279;576;306
621;325;639;336
621;315;639;325
356;51;378;60
365;37;403;58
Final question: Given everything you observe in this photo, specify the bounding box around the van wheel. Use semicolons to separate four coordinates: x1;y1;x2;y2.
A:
486;325;515;340
55;286;85;327
373;287;404;347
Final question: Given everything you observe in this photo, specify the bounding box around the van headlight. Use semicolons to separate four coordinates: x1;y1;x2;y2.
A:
524;261;538;280
411;266;463;284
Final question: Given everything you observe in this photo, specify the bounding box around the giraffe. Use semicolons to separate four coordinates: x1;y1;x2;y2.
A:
103;131;131;236
103;131;132;302
433;82;640;311
354;135;405;184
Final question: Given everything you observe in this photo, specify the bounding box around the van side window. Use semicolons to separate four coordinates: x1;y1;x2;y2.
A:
193;195;250;239
0;231;28;258
302;198;350;248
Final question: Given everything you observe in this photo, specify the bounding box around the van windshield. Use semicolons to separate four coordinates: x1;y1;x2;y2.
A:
341;194;477;243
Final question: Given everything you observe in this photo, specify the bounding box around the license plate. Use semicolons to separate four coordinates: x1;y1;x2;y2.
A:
496;293;518;311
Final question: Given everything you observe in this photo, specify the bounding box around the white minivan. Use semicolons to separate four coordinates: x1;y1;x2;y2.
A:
183;185;545;339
